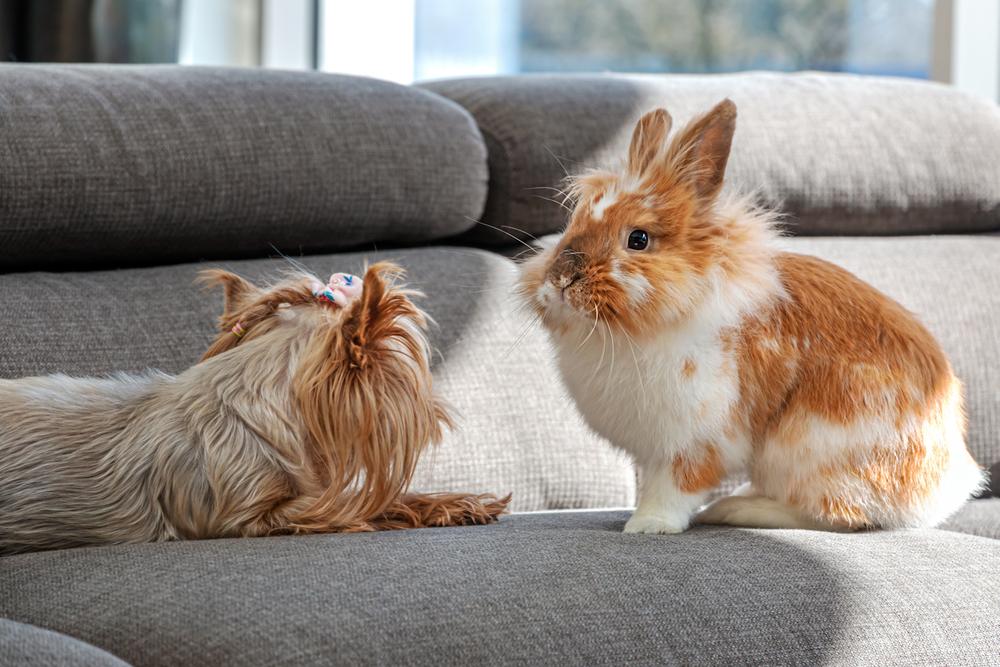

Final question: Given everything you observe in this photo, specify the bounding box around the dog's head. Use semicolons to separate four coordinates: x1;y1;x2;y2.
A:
199;262;451;529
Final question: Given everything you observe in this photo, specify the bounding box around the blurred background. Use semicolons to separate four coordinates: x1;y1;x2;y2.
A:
0;0;996;100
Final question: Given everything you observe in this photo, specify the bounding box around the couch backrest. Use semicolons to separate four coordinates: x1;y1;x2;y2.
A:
422;73;1000;245
0;65;488;271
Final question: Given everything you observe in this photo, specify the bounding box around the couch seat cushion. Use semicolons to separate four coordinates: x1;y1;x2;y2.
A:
941;498;1000;540
0;618;130;666
1;512;998;666
0;246;633;512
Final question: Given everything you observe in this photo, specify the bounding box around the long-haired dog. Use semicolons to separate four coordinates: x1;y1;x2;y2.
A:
0;262;509;555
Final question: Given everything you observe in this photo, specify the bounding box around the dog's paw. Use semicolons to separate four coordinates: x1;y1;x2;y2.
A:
623;513;688;535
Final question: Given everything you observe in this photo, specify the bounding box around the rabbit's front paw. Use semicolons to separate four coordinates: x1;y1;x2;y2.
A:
623;512;688;534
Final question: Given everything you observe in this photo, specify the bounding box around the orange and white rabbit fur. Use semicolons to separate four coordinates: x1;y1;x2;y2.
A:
520;100;985;533
0;263;508;554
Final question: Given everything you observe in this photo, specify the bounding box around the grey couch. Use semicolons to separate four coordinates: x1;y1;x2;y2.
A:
1;65;999;666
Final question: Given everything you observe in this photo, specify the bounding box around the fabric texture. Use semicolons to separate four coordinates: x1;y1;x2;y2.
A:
0;618;131;667
940;498;1000;540
0;247;633;512
0;65;487;271
422;72;1000;244
1;511;998;666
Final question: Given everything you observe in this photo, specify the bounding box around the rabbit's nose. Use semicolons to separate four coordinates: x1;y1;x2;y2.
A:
548;245;584;291
555;274;576;289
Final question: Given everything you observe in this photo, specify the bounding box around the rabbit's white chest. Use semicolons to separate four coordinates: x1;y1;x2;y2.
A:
553;320;743;464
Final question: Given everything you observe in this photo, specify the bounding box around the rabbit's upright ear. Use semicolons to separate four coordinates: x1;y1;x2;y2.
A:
197;270;261;320
672;98;737;200
627;108;672;175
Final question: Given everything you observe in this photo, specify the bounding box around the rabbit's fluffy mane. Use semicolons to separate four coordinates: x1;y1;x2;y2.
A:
523;103;785;341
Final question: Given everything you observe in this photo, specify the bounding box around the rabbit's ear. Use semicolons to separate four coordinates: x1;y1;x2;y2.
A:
627;108;672;175
672;98;737;200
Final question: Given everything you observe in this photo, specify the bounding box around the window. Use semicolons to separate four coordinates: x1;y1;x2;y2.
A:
320;0;936;83
3;1;993;100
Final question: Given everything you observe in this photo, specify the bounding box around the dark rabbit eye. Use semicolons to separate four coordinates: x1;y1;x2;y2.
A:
627;229;649;251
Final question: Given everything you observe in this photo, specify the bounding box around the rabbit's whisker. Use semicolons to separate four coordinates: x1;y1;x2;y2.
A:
620;327;647;402
465;217;538;255
589;315;609;384
576;305;600;351
503;312;542;360
500;224;541;242
603;315;616;388
531;194;573;213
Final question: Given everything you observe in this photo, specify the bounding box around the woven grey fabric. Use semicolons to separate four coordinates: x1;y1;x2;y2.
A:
940;498;1000;540
1;512;998;666
0;65;487;271
0;247;633;512
0;618;131;667
422;73;1000;244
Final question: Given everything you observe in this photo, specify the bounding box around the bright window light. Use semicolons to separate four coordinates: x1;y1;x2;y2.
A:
320;0;416;84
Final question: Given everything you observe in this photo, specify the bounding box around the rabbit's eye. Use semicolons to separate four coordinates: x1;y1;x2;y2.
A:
627;229;649;251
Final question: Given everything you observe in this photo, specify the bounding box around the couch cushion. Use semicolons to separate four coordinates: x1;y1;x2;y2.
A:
0;246;633;512
941;498;1000;540
0;618;130;667
0;65;487;271
1;512;998;666
422;73;1000;244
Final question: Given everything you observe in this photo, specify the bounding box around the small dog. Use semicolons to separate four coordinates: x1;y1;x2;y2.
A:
0;262;509;555
520;100;985;533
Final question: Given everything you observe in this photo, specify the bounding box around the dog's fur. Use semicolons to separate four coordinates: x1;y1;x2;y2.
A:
0;262;508;555
520;100;985;534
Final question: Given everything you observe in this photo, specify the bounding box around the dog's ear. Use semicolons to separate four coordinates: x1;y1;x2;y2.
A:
289;261;442;531
339;262;413;370
198;270;261;321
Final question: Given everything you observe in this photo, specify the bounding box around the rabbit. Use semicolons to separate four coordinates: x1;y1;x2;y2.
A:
519;99;985;534
0;262;509;554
